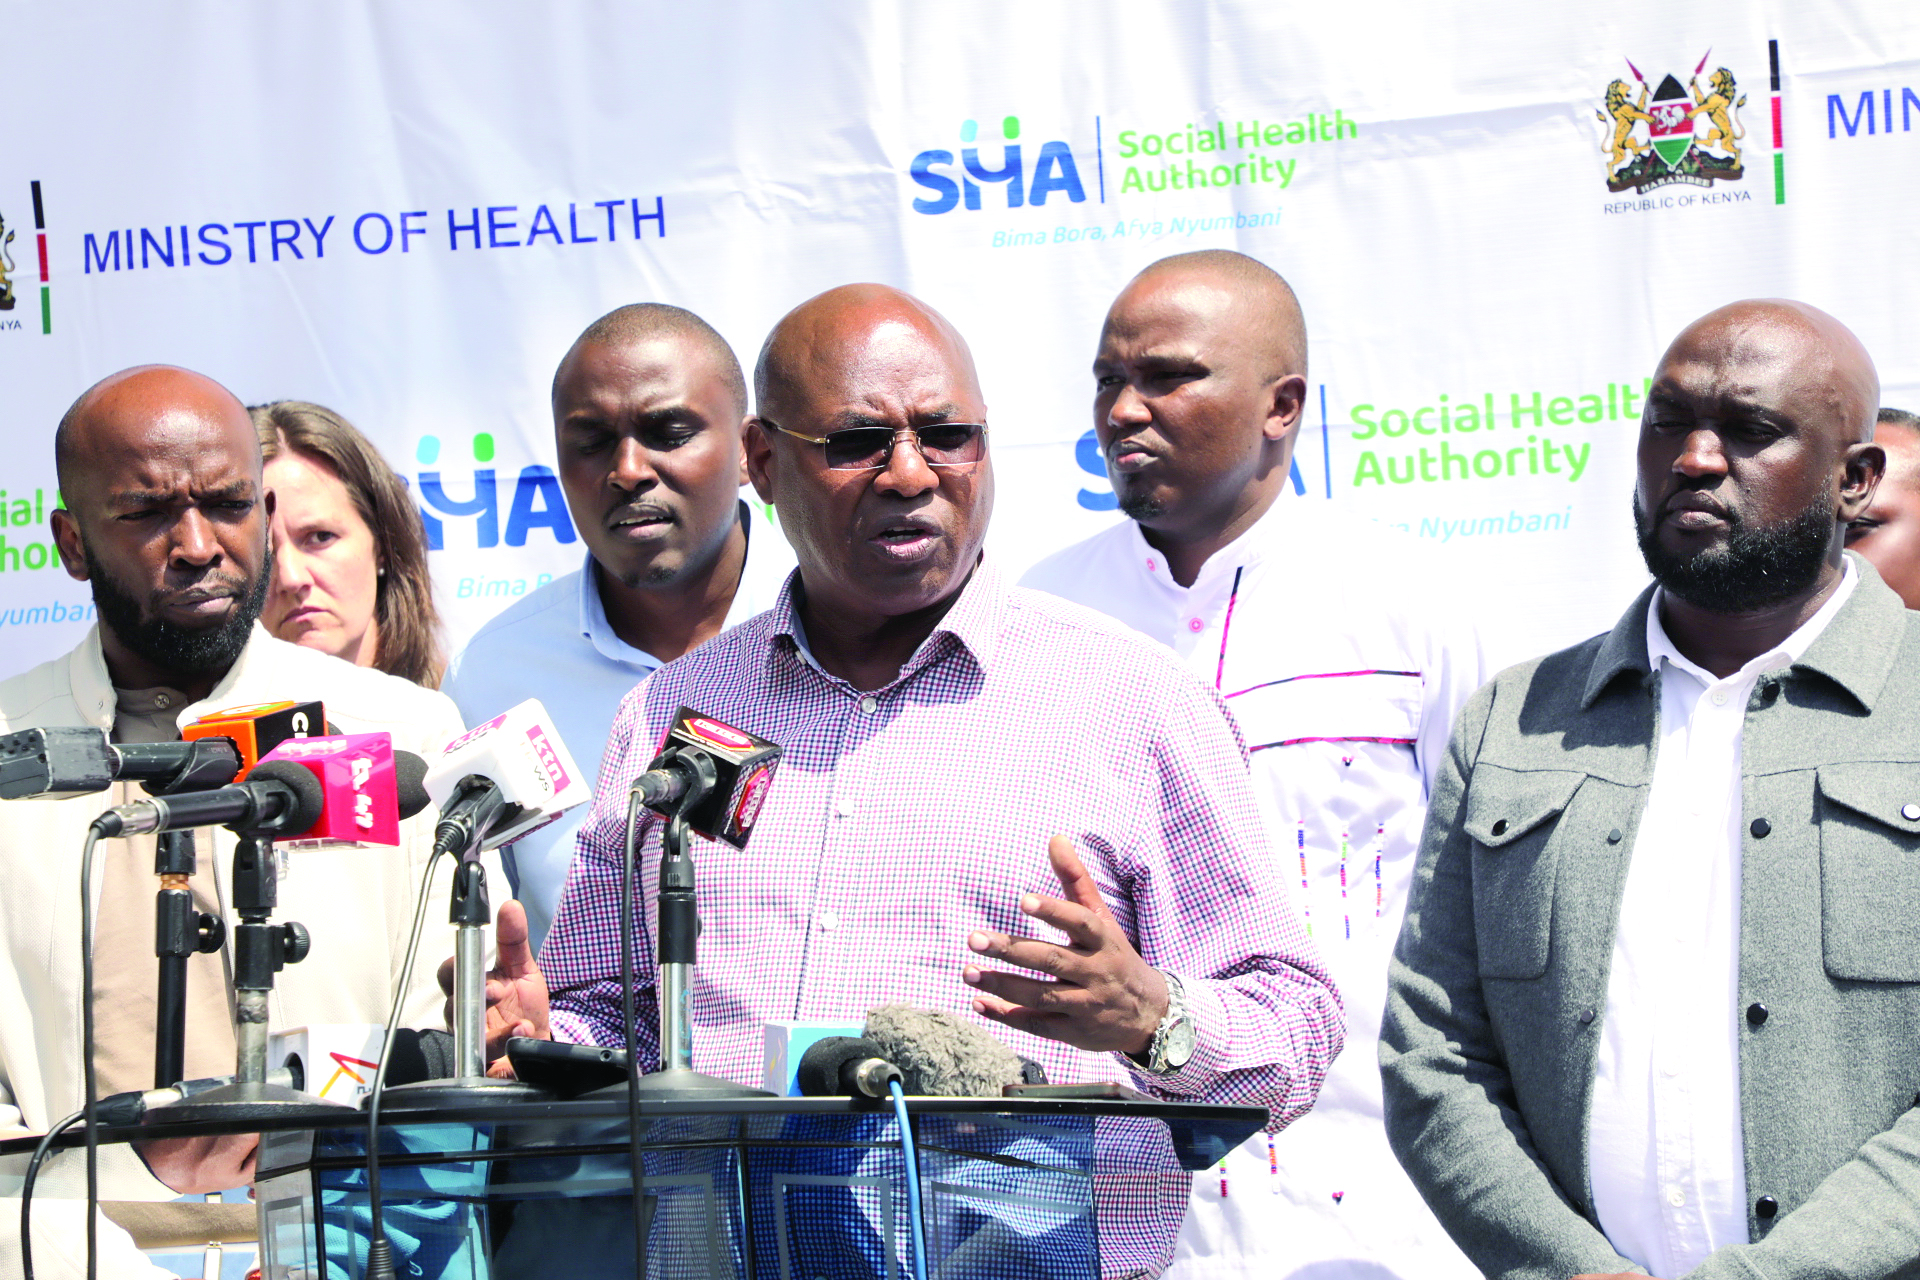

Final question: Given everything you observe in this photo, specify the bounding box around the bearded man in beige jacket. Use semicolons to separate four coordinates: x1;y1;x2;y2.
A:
0;366;482;1279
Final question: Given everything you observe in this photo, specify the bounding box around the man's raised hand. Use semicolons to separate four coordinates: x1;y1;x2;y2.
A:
962;834;1169;1056
437;898;550;1076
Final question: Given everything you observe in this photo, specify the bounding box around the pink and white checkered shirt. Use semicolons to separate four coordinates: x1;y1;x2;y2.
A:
541;559;1341;1276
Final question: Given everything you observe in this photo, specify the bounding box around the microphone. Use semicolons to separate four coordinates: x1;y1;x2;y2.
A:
632;708;782;848
0;700;325;799
795;1036;905;1100
862;1005;1047;1097
424;699;589;855
180;701;326;779
91;1068;299;1126
91;737;428;840
254;733;425;846
91;762;324;838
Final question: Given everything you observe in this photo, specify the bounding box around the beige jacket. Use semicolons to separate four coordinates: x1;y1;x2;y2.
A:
0;624;483;1278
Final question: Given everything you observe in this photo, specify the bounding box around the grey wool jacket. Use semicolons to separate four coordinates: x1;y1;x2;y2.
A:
1381;554;1920;1280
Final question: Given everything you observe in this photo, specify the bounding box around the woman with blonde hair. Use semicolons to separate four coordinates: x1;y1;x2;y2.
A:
251;400;446;687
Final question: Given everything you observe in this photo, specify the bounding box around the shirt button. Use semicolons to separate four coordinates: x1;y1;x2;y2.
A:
1490;819;1509;836
1904;804;1920;822
1578;1008;1596;1025
859;696;877;715
154;693;172;709
1667;1188;1686;1208
817;911;840;932
1710;690;1727;706
1747;1002;1769;1025
1755;1195;1778;1220
1606;829;1623;844
1750;818;1771;838
1187;618;1204;633
1146;558;1158;573
1660;1060;1679;1077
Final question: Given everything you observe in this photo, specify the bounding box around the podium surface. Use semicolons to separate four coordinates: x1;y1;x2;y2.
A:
10;1093;1265;1280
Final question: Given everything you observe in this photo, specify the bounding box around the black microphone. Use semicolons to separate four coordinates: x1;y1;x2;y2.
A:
0;727;240;799
91;1068;300;1126
92;750;432;840
796;1036;905;1100
632;708;783;849
90;761;326;838
422;701;590;856
0;702;330;800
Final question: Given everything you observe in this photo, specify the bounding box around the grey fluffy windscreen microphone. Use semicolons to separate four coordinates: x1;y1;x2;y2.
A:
861;1005;1046;1096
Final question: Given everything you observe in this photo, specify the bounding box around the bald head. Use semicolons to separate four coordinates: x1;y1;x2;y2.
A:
56;365;257;506
48;365;272;691
1635;298;1887;620
554;302;747;419
1092;252;1310;556
1662;299;1880;449
1127;250;1307;379
745;283;993;634
754;283;983;428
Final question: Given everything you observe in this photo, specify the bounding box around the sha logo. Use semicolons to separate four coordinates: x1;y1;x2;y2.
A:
909;117;1087;214
1596;54;1748;193
413;433;576;550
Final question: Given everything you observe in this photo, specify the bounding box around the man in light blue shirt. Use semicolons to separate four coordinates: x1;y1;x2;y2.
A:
445;304;793;950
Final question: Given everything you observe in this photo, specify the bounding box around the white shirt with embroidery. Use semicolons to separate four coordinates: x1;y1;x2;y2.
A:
1023;494;1487;1280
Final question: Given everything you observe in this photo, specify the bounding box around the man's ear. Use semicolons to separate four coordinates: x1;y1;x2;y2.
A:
1263;374;1309;443
1840;441;1886;521
744;418;777;504
736;420;752;488
49;508;89;582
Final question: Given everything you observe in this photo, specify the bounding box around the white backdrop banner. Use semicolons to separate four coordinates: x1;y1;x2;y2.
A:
1;1;1916;677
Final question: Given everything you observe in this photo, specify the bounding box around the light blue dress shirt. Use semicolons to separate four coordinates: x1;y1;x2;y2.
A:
443;499;793;952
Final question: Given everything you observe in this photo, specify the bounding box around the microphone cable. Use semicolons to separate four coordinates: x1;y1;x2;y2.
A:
619;789;647;1280
79;822;104;1280
19;1108;84;1280
360;840;450;1280
888;1078;930;1280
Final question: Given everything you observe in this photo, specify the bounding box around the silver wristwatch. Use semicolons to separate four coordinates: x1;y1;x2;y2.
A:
1135;970;1197;1076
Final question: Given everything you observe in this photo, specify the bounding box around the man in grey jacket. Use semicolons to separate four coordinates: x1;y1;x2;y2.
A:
1382;298;1920;1280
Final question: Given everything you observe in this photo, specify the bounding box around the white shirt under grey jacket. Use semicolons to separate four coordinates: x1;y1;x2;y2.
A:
0;623;477;1279
1022;495;1487;1280
1587;562;1857;1276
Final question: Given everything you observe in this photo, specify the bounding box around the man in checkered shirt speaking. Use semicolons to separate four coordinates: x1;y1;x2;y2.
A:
482;282;1342;1278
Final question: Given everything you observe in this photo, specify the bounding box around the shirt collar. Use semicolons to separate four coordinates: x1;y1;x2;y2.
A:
576;498;762;671
71;620;281;734
767;554;1004;686
1126;492;1293;591
1645;557;1857;689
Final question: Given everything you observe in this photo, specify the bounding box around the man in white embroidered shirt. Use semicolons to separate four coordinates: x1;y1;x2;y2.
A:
1383;300;1920;1280
1023;250;1486;1280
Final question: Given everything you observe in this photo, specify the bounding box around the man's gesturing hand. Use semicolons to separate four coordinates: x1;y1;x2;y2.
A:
437;898;551;1076
962;835;1169;1055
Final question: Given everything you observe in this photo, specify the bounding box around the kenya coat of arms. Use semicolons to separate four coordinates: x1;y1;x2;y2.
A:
1597;52;1747;193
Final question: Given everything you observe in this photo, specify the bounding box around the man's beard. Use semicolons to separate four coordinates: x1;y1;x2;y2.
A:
85;545;271;680
1635;492;1836;613
1118;492;1166;522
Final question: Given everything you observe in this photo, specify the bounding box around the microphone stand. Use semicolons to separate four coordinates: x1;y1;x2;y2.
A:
381;824;547;1107
614;750;765;1100
151;830;223;1088
147;831;344;1124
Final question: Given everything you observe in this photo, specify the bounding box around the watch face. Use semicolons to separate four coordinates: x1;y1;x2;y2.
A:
1165;1016;1197;1069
